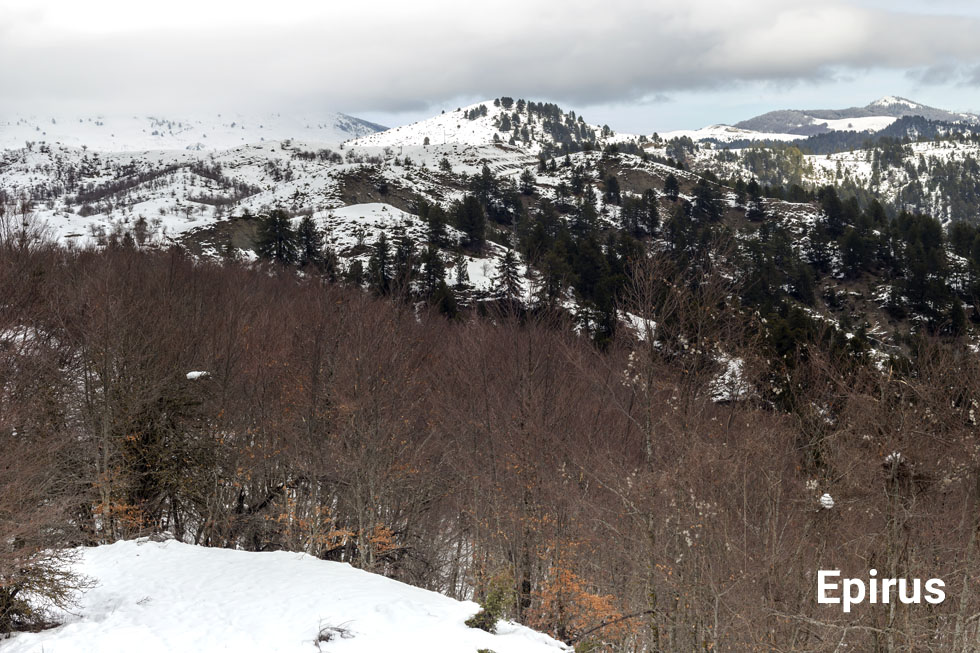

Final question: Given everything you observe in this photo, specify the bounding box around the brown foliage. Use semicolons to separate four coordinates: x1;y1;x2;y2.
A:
3;242;980;650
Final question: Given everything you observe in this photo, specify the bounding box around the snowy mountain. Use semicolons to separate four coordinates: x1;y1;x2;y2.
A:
0;112;386;152
351;99;620;152
3;539;568;653
733;96;980;136
0;97;640;300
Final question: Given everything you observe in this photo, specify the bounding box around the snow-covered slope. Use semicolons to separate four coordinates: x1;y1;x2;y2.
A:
0;112;385;152
350;99;618;153
352;101;508;149
659;124;800;143
4;539;569;653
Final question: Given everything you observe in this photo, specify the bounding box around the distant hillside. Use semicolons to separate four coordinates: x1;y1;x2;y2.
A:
0;111;386;152
734;96;980;136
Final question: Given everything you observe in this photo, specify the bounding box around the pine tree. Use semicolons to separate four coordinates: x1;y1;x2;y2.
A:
432;280;458;319
691;178;723;222
538;241;574;307
392;235;417;295
641;189;660;234
519;169;536;195
494;248;523;306
663;173;680;201
425;204;449;246
452;251;470;289
256;208;298;265
454;195;486;248
819;186;846;237
603;175;621;205
367;233;391;295
419;246;445;298
296;215;324;270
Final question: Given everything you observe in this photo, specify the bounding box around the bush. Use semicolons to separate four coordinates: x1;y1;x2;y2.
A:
0;551;89;635
465;574;513;634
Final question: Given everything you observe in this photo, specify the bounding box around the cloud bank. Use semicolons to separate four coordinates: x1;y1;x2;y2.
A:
2;0;980;114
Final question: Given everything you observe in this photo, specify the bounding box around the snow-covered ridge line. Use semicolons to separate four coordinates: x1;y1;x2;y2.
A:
0;112;385;153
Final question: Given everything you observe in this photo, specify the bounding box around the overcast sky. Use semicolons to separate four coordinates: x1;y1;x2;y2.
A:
4;0;980;133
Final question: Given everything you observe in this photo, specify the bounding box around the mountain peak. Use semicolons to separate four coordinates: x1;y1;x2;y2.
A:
868;96;921;109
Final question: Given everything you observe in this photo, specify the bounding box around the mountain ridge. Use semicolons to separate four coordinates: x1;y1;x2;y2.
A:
733;96;980;136
0;111;386;152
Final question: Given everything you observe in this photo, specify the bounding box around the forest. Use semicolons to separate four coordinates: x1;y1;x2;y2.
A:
4;213;980;652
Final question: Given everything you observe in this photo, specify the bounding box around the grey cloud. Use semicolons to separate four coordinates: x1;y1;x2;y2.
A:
3;1;980;115
905;63;961;85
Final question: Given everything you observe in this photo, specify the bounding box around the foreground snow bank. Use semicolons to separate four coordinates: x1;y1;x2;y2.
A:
5;540;568;653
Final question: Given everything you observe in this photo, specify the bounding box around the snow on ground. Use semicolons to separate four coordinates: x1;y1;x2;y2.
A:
814;115;897;132
659;124;800;143
4;540;569;653
869;96;920;109
350;101;526;150
0;113;382;152
349;99;620;154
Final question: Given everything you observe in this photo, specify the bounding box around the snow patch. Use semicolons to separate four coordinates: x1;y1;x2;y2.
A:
4;540;569;653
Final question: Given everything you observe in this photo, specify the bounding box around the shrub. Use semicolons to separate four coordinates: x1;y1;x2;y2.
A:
465;574;513;634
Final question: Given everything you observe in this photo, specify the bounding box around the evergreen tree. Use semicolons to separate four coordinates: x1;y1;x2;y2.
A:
494;248;523;305
256;208;298;265
519;169;536;195
452;251;470;289
537;240;574;307
392;235;417;295
818;186;846;237
296;215;324;270
367;233;391;295
470;165;497;209
432;280;458;319
420;246;446;298
425;204;449;246
454;195;486;248
641;189;660;234
664;173;680;200
603;175;621;205
840;227;869;278
691;178;723;222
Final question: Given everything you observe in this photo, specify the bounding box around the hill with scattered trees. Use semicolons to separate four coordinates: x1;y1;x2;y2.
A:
6;96;980;651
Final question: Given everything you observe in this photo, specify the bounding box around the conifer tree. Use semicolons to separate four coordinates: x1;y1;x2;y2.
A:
494;248;523;306
367;232;391;295
256;208;298;265
519;169;536;195
420;246;446;298
345;259;364;285
454;195;486;248
425;204;449;247
691;178;723;222
641;189;660;234
603;175;621;205
296;215;324;270
392;235;417;295
432;280;458;319
664;173;680;201
538;241;574;307
452;251;470;289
